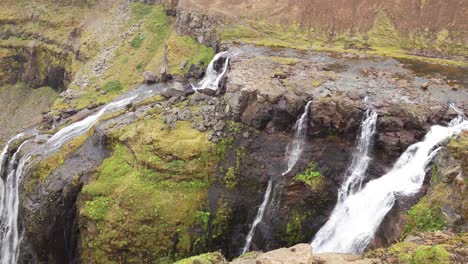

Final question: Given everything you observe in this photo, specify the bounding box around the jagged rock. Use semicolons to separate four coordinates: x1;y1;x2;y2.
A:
179;108;193;121
184;84;196;96
186;63;205;79
143;71;159;83
161;86;184;98
213;120;226;131
231;244;313;264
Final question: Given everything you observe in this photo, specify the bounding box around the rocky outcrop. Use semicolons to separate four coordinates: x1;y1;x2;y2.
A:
176;10;221;49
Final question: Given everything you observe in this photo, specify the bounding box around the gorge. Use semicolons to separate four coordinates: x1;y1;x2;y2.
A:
0;1;467;264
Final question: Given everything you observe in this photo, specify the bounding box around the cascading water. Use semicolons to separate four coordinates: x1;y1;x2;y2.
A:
283;101;313;176
311;106;468;255
0;138;33;264
242;101;312;254
0;95;139;264
46;95;137;152
338;107;378;201
192;51;230;92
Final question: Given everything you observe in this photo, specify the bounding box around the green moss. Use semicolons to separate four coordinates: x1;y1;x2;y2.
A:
173;252;226;264
166;32;215;76
220;17;467;67
82;197;110;221
30;129;93;182
386;243;450;264
410;245;450;264
80;117;218;263
403;197;447;238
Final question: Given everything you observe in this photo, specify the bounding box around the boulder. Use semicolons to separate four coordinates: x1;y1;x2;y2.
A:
143;71;159;84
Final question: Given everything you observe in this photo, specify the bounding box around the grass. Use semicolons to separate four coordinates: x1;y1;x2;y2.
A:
220;16;468;67
166;31;215;75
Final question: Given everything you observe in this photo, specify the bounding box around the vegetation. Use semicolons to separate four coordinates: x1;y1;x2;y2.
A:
220;15;467;66
80;115;218;263
385;243;450;264
293;162;328;192
173;252;226;264
284;210;307;246
402;197;447;238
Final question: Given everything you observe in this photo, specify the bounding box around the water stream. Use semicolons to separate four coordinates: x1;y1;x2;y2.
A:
242;101;312;254
192;51;230;92
311;105;468;254
0;94;140;264
338;107;378;201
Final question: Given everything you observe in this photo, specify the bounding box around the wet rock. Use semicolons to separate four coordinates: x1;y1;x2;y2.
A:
143;71;159;84
186;63;205;79
184;84;196;96
161;86;184;98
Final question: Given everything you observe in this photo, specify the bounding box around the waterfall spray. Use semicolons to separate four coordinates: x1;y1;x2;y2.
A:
311;105;467;254
192;52;230;92
338;106;378;201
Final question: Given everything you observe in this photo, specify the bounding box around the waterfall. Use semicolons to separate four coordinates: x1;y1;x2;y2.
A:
0;138;32;264
46;95;137;152
0;94;139;263
338;108;378;201
283;101;313;176
192;51;230;92
311;106;468;255
242;101;312;254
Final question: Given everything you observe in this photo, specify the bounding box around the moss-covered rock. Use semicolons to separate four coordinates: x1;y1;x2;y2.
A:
79;115;217;263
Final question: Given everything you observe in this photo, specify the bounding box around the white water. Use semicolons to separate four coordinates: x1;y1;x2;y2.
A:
0;139;32;264
338;108;378;201
283;101;313;176
192;52;230;92
242;101;312;254
311;107;468;255
0;94;138;263
46;95;137;152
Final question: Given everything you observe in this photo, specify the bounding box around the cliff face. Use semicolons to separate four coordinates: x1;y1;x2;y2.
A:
0;1;467;264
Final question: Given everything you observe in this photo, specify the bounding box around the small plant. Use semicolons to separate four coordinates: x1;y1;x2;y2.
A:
103;80;123;93
195;210;210;227
215;137;233;161
130;33;146;48
224;167;237;188
294;162;321;183
285;210;306;246
227;120;241;134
